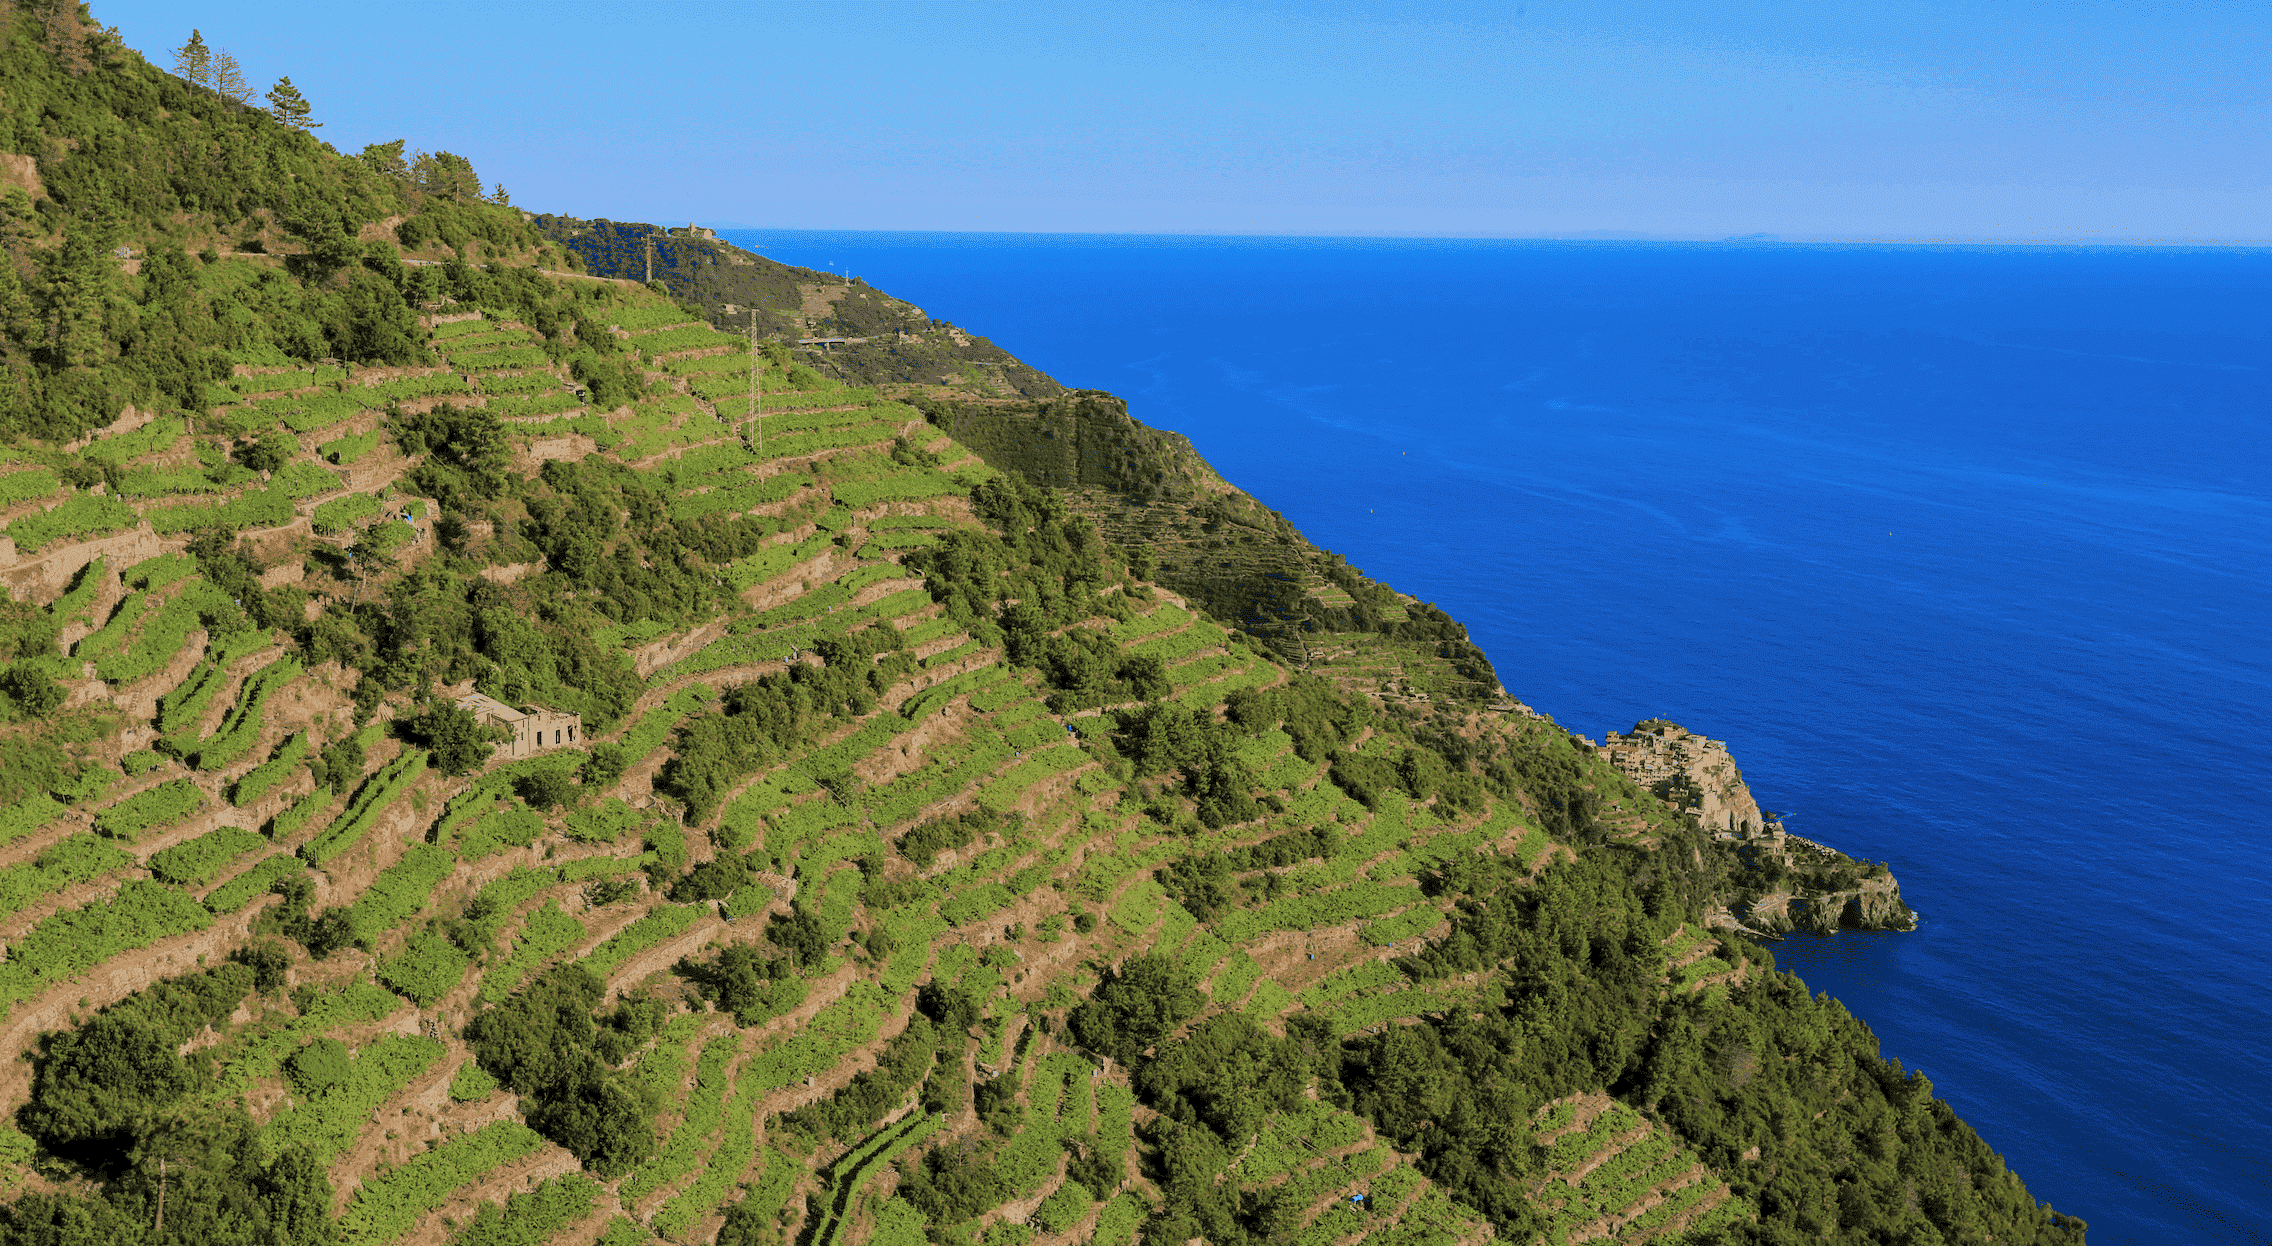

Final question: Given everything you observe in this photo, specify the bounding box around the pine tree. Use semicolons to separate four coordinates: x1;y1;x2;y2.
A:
38;226;115;369
39;0;90;74
170;29;212;91
410;151;481;202
212;48;251;104
359;139;411;186
266;77;319;129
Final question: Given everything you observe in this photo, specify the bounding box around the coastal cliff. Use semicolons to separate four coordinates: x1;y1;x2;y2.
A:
1599;718;1918;934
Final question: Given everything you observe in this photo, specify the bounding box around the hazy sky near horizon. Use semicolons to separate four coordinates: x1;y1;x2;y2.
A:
95;0;2270;241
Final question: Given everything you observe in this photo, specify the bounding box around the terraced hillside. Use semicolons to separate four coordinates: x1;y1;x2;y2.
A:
0;284;1560;1246
0;10;2089;1246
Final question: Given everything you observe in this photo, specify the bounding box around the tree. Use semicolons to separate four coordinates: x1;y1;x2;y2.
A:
266;77;318;129
400;700;502;777
514;767;577;811
316;269;420;364
170;30;212;92
1068;954;1203;1063
38;223;119;369
768;902;831;968
410;150;481;202
212;48;251;104
307;735;365;791
465;965;657;1176
282;1038;350;1098
234;430;294;474
579;743;626;791
0;665;64;720
359;139;410;186
673;944;804;1027
665;854;746;904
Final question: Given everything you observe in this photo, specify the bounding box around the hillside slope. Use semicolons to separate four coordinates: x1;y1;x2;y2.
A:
545;228;1507;702
0;12;2079;1246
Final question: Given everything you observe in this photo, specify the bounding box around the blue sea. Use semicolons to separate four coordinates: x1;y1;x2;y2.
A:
725;230;2272;1243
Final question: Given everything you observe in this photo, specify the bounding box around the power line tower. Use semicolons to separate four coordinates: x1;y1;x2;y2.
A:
644;233;654;284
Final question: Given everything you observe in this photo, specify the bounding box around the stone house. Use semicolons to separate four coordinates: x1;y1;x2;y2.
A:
457;691;582;759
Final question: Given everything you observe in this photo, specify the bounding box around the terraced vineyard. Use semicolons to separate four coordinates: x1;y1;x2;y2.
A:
1529;1097;1750;1244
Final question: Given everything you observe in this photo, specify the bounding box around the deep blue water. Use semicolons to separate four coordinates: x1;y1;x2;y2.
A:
726;230;2272;1243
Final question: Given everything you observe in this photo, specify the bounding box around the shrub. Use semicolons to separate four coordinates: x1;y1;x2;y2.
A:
300;749;428;865
449;1061;500;1102
379;929;473;1006
445;1173;604;1246
311;490;382;535
0;795;67;847
344;844;455;947
284;1037;352;1098
194;657;305;771
0;881;214;1009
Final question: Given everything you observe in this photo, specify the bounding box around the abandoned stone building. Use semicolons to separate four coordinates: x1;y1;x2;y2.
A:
456;691;582;758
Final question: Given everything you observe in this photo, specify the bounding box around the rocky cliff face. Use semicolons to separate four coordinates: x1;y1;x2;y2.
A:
1598;719;1768;840
1735;876;1917;935
1600;719;1917;935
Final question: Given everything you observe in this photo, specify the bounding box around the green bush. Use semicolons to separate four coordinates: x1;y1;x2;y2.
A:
3;493;138;553
379;930;473;1006
0;880;214;1009
444;1173;604;1246
0;794;69;847
343;844;455;946
449;1061;501;1102
283;1036;352;1098
300;749;427;865
195;656;304;770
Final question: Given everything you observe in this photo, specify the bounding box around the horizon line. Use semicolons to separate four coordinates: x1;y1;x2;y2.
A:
633;222;2272;250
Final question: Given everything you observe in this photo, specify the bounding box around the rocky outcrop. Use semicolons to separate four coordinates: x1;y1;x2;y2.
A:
1599;719;1771;842
1604;719;1917;936
1737;878;1916;935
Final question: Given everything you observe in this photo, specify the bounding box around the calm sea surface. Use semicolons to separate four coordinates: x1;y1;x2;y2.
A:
725;230;2272;1243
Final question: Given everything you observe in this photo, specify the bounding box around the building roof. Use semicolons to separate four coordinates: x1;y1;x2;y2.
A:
457;692;526;722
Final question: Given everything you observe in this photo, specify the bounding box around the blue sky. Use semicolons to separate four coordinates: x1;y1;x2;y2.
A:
95;0;2270;241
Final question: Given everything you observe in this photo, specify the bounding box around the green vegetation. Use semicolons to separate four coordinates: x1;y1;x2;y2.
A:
230;731;310;805
92;777;206;840
146;826;264;886
339;1121;545;1243
300;749;427;864
465;966;660;1176
445;1173;603;1246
